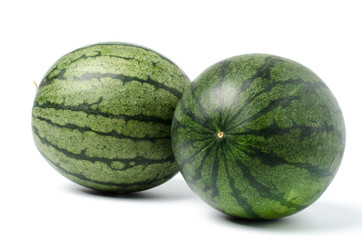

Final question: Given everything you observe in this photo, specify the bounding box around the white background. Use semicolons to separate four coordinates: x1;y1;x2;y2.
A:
1;0;361;239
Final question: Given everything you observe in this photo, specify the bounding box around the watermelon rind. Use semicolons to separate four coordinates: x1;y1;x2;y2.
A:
171;54;345;219
32;42;190;193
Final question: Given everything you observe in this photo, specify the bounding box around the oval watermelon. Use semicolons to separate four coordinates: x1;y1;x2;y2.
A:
32;42;190;193
171;54;345;219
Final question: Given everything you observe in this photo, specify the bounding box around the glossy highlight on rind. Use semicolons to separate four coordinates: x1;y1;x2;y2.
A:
32;42;190;192
171;54;345;219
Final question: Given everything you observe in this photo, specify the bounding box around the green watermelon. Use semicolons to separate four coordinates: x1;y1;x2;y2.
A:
32;42;190;193
171;54;345;219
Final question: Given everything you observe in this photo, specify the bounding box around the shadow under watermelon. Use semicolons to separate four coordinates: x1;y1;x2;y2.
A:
213;201;362;233
63;173;196;201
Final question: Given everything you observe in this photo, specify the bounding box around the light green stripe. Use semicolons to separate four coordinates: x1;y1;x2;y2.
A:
45;44;189;93
33;117;172;160
32;107;170;138
33;133;178;186
36;78;179;120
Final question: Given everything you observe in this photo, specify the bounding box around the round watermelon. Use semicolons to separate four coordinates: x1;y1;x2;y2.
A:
32;42;190;193
171;54;345;219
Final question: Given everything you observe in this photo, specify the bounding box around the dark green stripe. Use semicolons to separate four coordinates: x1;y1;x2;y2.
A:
221;74;256;129
70;42;181;69
177;136;214;147
257;55;284;79
34;116;169;143
175;138;214;169
190;141;217;183
200;144;221;198
224;78;327;129
217;60;231;127
221;56;279;128
178;98;213;132
44;51;102;84
228;140;334;178
223;142;305;210
44;52;140;83
190;83;211;123
34;101;171;125
44;42;184;86
225;95;301;132
227;122;342;141
223;142;272;198
172;117;214;135
243;78;326;110
222;144;261;219
73;72;182;98
33;125;173;170
210;145;221;198
45;156;177;188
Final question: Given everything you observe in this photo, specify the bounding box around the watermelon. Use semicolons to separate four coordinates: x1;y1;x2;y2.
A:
171;54;345;219
32;42;190;193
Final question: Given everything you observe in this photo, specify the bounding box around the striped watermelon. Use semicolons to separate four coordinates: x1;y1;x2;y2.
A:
32;42;190;193
171;54;345;219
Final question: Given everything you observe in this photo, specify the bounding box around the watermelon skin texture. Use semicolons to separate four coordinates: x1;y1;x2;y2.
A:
171;54;345;219
32;42;190;193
